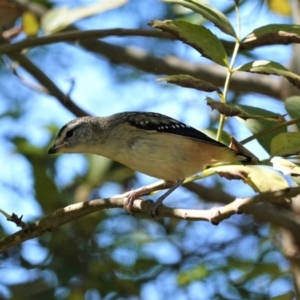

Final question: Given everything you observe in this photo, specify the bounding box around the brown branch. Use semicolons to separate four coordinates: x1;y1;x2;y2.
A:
0;29;283;100
1;26;298;58
185;182;300;239
2;185;300;253
0;29;173;55
78;39;282;99
0;36;89;117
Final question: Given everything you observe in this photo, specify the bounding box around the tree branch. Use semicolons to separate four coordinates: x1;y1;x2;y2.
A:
0;29;174;54
0;36;89;117
1;185;300;253
0;26;298;61
185;182;300;239
0;29;283;100
77;39;282;99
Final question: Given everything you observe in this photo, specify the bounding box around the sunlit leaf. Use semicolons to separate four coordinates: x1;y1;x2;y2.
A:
41;0;127;33
242;24;300;48
22;11;39;36
205;165;289;193
285;96;300;131
235;60;300;91
271;157;300;176
235;104;286;153
177;265;209;285
162;0;236;37
204;165;290;207
267;0;291;16
271;132;300;156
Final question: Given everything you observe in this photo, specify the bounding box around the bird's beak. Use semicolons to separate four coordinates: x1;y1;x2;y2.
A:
48;144;64;154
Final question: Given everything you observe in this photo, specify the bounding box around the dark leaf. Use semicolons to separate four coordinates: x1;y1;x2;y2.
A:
150;19;228;66
157;75;221;92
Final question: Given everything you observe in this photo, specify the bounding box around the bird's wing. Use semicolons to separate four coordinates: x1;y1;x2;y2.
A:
122;112;228;148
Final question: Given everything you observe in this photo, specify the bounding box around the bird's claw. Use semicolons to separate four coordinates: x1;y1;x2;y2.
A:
123;190;144;214
150;203;160;218
150;198;164;218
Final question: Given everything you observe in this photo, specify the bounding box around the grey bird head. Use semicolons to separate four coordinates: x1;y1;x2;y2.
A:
48;116;106;155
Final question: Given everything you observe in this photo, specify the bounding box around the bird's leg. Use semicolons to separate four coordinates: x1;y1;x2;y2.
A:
123;180;179;214
151;180;183;217
123;181;165;213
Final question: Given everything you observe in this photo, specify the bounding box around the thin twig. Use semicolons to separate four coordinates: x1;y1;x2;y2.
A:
0;36;89;117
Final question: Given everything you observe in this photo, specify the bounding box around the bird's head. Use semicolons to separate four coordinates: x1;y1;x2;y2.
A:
48;116;105;155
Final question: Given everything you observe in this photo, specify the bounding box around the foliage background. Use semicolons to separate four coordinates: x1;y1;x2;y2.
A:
0;0;298;299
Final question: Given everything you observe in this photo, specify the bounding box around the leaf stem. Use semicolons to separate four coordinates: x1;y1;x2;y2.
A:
216;4;241;141
240;116;300;144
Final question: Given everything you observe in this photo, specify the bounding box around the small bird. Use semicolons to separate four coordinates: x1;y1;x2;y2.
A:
48;112;250;216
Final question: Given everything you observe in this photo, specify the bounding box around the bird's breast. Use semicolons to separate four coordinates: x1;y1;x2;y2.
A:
110;132;235;182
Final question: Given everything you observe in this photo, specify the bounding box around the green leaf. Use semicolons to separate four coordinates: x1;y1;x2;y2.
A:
13;137;61;212
206;165;288;193
241;262;282;282
207;100;284;121
235;104;286;154
150;20;228;66
41;0;127;33
203;165;290;207
22;12;40;36
270;292;296;300
200;127;232;145
285;96;300;131
157;75;221;92
271;132;300;156
271;157;300;186
235;60;300;91
177;265;209;286
242;24;300;48
267;0;291;16
162;0;236;37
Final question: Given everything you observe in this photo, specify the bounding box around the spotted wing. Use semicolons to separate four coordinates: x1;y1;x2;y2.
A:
122;112;228;148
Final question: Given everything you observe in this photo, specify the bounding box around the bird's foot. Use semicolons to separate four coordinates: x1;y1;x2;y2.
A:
150;197;164;218
123;189;144;214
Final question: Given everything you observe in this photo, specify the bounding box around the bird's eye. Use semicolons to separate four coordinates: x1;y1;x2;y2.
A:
66;130;73;138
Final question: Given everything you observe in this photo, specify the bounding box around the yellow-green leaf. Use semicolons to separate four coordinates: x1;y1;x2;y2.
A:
271;132;300;156
177;265;209;286
271;157;300;176
22;12;39;36
235;104;286;154
272;156;300;187
203;165;290;207
285;96;300;131
267;0;291;16
204;165;289;193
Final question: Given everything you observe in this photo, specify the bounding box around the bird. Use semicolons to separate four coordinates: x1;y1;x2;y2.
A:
48;112;251;216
